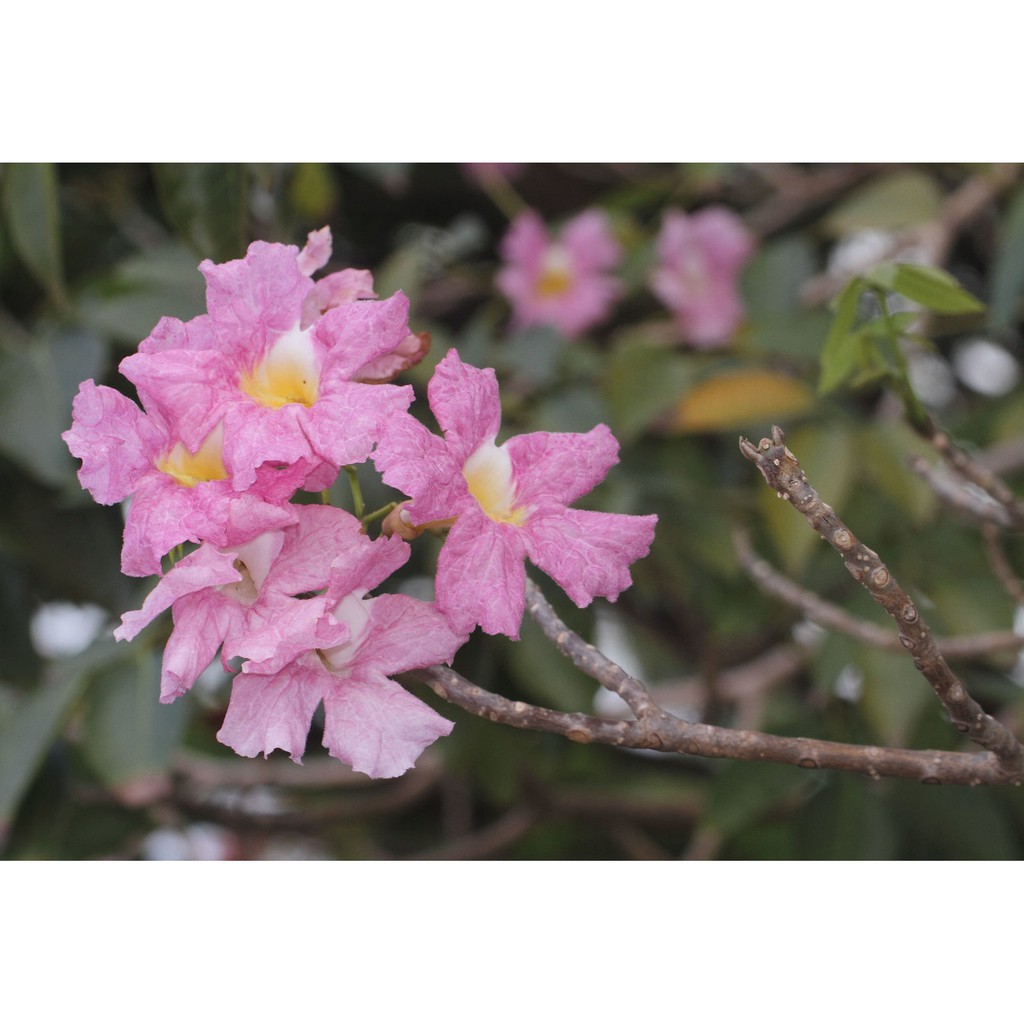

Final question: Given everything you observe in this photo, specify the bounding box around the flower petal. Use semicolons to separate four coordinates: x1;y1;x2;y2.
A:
217;662;326;763
115;544;242;642
523;508;657;607
505;423;619;511
435;512;527;638
427;349;502;452
322;671;453;779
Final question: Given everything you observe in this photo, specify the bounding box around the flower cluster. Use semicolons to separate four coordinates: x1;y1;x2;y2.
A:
496;205;754;347
64;228;657;777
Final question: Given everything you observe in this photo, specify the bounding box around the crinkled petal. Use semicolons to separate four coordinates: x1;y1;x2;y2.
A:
159;590;251;702
372;412;469;525
120;474;206;577
62;381;161;504
115;544;242;642
313;291;411;380
217;661;327;763
435;512;527;638
227;594;349;675
302;380;414;471
138;313;221;354
322;670;453;778
354;330;431;383
326;533;410;605
301;268;376;328
297;226;333;276
505;423;619;511
200;241;311;345
347;593;467;676
220;401;318;491
119;348;231;452
427;349;502;452
263;505;367;597
523;508;657;608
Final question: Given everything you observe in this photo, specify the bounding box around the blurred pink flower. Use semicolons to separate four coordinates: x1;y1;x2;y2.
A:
462;163;525;185
650;207;754;347
373;350;657;639
495;208;621;338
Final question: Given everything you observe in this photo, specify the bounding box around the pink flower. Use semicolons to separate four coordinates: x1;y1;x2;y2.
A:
118;233;416;493
373;350;657;639
114;504;463;777
62;380;299;577
297;228;431;384
113;506;357;699
463;162;525;185
650;206;754;347
218;511;465;778
495;208;621;338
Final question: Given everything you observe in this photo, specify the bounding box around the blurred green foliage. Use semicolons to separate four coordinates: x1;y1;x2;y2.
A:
4;162;1024;860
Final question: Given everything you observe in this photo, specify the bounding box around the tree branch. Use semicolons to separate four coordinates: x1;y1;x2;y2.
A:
732;522;1024;659
524;577;663;720
739;425;1024;779
410;663;1017;786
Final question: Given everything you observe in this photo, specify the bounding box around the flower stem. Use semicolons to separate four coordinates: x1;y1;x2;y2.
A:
363;501;399;526
343;465;365;519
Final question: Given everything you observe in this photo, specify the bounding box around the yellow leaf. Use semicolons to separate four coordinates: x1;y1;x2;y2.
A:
670;369;813;432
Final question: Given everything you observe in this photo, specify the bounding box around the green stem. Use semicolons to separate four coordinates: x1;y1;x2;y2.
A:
874;287;931;431
343;465;365;519
362;501;399;526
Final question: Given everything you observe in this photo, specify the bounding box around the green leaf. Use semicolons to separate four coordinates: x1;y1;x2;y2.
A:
818;277;867;394
76;242;207;345
1;163;65;304
857;646;933;748
0;327;107;487
152;164;249;262
865;262;985;314
891;784;1018;859
822;170;943;235
80;651;190;801
798;773;898;859
602;337;696;442
0;637;119;847
989;184;1024;330
706;760;816;838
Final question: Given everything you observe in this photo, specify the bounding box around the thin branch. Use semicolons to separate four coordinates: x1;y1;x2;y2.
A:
908;455;1014;528
732;522;1024;659
917;422;1024;528
739;425;1024;779
411;664;1017;785
406;804;540;860
524;577;664;720
982;522;1024;607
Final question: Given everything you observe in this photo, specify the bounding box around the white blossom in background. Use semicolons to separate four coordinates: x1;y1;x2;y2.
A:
29;601;108;658
953;338;1021;397
139;822;237;860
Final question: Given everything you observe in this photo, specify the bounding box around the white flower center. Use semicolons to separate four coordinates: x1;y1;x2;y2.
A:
462;441;527;526
320;591;372;670
240;327;320;408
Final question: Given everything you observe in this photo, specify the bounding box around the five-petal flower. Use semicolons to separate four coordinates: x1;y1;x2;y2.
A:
373;349;657;638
